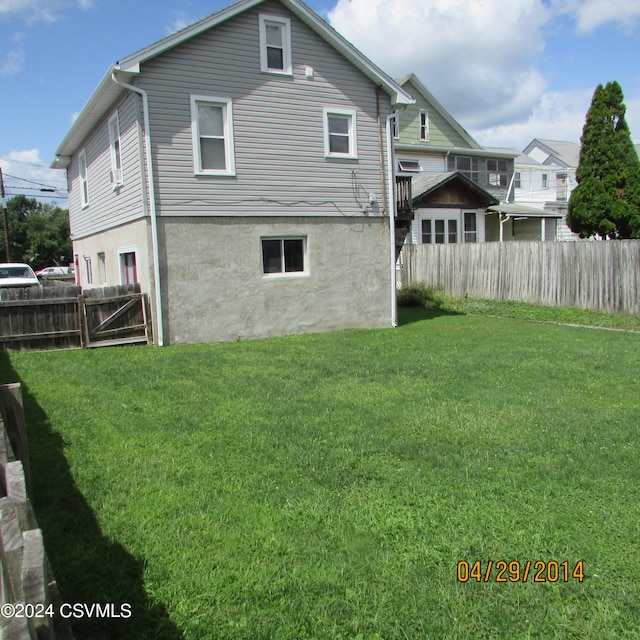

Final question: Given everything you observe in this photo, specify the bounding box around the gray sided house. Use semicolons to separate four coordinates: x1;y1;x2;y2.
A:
52;0;413;345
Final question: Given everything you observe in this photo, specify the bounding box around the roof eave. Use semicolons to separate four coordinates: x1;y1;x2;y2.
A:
52;67;138;165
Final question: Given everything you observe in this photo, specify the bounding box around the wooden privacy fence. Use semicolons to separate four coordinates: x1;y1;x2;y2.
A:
0;384;73;640
400;240;640;314
0;285;151;352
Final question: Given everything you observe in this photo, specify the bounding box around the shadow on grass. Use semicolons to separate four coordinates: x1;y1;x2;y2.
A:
0;353;185;640
397;304;464;326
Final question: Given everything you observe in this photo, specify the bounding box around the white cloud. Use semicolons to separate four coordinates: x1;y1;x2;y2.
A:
0;150;68;205
471;88;593;150
0;32;25;75
328;0;551;129
551;0;640;33
166;11;193;35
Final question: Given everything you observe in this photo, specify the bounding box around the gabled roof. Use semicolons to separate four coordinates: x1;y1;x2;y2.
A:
53;0;413;166
411;171;498;206
396;73;482;151
522;139;580;168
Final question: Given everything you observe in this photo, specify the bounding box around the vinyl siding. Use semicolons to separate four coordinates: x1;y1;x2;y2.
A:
396;79;472;149
135;0;390;218
69;92;147;239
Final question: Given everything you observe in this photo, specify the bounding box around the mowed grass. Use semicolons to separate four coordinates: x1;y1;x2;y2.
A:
2;307;640;639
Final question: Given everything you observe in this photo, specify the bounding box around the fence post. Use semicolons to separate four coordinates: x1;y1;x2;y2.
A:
0;385;32;500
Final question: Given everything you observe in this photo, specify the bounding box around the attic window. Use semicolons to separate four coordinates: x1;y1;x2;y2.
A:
398;160;420;172
420;110;429;141
259;14;292;75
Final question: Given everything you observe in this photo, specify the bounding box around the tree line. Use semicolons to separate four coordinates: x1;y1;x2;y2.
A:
1;195;72;269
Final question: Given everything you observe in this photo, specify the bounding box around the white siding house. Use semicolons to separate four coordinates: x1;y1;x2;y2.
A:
52;0;412;345
514;139;581;241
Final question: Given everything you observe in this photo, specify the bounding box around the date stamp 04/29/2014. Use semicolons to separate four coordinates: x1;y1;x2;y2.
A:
457;560;585;583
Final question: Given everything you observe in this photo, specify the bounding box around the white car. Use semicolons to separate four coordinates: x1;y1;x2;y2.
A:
35;266;71;276
0;263;41;288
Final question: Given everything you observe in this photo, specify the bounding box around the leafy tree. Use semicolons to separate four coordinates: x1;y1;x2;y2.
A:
0;195;71;268
567;81;640;239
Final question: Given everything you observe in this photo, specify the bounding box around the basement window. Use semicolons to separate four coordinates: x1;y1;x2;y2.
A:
261;237;306;275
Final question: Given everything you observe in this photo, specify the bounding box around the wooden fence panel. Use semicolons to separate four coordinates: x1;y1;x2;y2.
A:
0;284;151;351
0;286;82;352
400;240;640;314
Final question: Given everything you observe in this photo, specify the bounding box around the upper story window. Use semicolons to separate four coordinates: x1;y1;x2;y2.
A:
259;14;292;75
542;173;549;189
323;108;358;159
108;112;123;188
398;160;420;172
78;149;89;208
419;110;429;141
448;155;479;183
487;159;508;187
514;172;522;189
190;96;236;176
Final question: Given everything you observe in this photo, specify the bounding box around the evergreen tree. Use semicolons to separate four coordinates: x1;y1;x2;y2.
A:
567;81;640;239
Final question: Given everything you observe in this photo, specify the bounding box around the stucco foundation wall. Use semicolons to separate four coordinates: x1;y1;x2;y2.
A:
71;219;153;293
159;216;392;344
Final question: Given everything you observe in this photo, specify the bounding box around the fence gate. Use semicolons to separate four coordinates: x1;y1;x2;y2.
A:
83;287;151;348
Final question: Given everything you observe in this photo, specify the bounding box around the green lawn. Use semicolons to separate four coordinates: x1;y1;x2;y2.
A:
1;307;639;639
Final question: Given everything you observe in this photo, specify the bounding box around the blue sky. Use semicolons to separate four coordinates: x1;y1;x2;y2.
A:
1;0;639;206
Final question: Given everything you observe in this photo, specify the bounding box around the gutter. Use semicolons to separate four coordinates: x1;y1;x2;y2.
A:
386;111;398;328
111;70;165;346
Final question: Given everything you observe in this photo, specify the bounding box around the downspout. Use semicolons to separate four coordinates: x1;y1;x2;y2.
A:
385;111;398;327
111;70;164;346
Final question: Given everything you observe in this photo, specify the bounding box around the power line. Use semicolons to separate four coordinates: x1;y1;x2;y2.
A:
3;172;68;190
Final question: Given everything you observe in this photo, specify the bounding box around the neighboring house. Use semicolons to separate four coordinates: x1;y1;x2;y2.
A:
513;139;581;241
392;73;518;245
51;0;413;345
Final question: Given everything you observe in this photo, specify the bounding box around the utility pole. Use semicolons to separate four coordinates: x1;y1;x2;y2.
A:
0;167;9;262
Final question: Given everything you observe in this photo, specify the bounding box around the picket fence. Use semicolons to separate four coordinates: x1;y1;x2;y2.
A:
399;240;640;315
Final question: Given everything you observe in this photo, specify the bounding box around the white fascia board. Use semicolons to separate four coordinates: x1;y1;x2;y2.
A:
51;67;137;164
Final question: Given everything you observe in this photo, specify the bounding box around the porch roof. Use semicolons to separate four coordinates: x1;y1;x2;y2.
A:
486;203;564;218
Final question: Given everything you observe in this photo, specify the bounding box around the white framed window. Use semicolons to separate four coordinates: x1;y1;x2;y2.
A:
323;108;357;159
261;237;306;275
78;149;89;208
108;112;123;188
420;110;429;141
420;213;477;244
119;248;138;285
259;14;292;75
464;212;478;243
398;160;421;172
542;173;549;189
392;113;400;139
514;172;522;189
191;96;236;176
